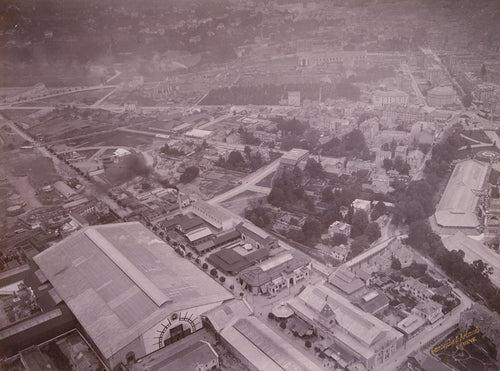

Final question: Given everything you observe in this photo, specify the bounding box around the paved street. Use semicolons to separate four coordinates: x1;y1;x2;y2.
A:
485;130;500;150
208;158;281;204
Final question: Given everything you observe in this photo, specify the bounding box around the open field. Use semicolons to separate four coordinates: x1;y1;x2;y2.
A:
26;109;118;142
7;175;43;208
74;130;155;148
106;90;158;106
220;190;265;216
198;169;246;199
0;109;42;121
3;151;61;205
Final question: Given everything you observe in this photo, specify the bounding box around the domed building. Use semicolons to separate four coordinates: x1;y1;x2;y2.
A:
426;86;457;107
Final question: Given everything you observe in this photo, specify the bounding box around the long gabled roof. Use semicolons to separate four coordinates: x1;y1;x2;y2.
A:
33;222;232;359
435;159;489;228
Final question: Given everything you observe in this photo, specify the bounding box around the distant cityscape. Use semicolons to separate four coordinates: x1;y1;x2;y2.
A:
0;1;500;371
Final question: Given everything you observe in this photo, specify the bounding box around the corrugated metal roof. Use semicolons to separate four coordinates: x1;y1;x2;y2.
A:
185;227;213;242
33;222;232;359
232;317;321;371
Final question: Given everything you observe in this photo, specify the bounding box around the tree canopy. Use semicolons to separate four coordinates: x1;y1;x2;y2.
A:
321;129;370;159
180;166;199;183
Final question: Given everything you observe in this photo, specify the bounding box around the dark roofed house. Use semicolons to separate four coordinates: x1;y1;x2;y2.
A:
433;284;452;297
352;290;389;315
236;222;278;249
141;208;166;224
177;216;205;233
192;240;215;255
327;268;365;295
208;248;269;276
159;215;204;233
159;215;183;231
213;229;240;248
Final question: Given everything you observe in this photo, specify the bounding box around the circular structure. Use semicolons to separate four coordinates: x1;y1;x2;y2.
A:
426;86;457;107
476;150;500;162
272;303;294;319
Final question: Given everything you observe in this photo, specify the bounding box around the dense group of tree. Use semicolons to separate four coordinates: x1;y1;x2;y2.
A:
201;81;360;106
347;209;381;257
391;126;464;226
321;129;371;160
245;205;272;228
382;156;410;175
277;118;321;151
268;167;313;211
179;166;199;183
215;149;264;172
238;127;261;146
304;158;324;179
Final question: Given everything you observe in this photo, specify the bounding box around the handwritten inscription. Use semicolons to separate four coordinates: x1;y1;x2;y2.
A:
431;327;480;354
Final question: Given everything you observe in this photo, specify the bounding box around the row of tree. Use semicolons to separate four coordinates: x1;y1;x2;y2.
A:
201;81;361;106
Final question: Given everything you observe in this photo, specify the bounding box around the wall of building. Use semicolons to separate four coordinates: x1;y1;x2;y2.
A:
220;337;261;371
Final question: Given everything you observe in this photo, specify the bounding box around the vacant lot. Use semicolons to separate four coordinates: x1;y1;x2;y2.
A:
27;108;117;142
221;190;265;216
0;109;41;121
77;130;154;148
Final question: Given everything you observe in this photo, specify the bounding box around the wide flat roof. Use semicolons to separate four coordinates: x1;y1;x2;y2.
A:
208;247;269;275
202;299;253;333
185;129;212;138
33;222;232;359
281;148;309;162
237;222;272;241
192;201;234;223
397;314;426;335
185;227;213;242
435;159;489;228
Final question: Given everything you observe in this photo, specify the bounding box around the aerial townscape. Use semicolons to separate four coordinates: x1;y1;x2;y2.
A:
1;1;500;370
